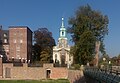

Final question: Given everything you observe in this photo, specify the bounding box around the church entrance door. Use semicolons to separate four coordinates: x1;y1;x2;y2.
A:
61;54;65;66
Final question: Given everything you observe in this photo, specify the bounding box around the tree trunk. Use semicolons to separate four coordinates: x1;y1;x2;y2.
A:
95;41;100;67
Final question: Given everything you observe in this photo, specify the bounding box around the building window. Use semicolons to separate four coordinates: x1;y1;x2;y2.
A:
16;45;20;51
20;39;23;43
14;39;16;43
14;33;16;36
17;31;19;33
4;39;7;43
5;46;9;50
16;51;20;58
16;45;20;58
4;33;7;37
20;33;23;36
7;52;9;55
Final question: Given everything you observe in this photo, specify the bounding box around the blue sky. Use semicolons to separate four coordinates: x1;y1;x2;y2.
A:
0;0;120;57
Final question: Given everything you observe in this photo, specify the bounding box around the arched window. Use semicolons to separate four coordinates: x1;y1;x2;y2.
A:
55;54;57;59
4;39;7;43
62;31;64;36
55;54;57;63
4;33;7;37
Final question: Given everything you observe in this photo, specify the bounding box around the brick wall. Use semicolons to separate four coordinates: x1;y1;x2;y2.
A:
1;63;85;83
68;70;85;83
2;63;68;80
0;58;2;78
50;67;68;79
11;65;45;79
2;63;46;79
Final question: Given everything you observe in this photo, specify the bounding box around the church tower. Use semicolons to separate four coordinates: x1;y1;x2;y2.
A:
58;17;68;48
53;18;73;68
59;17;66;38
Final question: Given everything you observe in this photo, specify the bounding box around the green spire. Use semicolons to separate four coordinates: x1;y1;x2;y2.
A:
60;17;66;38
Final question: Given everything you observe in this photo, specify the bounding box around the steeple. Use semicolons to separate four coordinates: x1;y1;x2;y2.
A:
59;17;66;38
61;17;64;28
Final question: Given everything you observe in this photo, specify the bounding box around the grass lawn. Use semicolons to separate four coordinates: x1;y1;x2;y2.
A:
0;79;70;83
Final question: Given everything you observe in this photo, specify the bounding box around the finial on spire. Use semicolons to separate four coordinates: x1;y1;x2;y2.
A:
61;17;64;28
62;17;64;21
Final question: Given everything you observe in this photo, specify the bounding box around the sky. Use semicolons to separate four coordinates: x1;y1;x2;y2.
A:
0;0;120;57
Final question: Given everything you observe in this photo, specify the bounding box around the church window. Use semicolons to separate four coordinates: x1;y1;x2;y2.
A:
55;54;57;59
69;58;71;61
59;43;62;48
55;54;57;63
62;31;64;36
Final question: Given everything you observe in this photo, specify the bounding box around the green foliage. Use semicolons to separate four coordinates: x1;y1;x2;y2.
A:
40;47;51;63
110;54;120;66
33;28;55;63
99;54;110;64
68;4;109;65
117;54;120;58
98;54;118;67
73;64;80;70
77;30;96;64
32;44;41;61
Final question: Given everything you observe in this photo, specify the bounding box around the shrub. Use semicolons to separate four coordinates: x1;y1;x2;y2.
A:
73;64;80;70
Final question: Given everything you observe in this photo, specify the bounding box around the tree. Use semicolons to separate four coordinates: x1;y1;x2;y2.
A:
111;56;118;66
33;28;55;63
117;54;120;58
68;4;109;65
32;44;41;61
77;30;96;64
40;47;51;63
111;54;120;66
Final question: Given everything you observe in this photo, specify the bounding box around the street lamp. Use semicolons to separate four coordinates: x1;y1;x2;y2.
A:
103;57;106;61
0;54;3;58
108;60;112;73
102;57;106;69
108;61;111;64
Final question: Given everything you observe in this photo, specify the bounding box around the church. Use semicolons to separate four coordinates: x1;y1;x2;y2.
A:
53;18;73;68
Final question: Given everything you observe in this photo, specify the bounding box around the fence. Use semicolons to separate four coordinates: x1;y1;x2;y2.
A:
84;67;120;83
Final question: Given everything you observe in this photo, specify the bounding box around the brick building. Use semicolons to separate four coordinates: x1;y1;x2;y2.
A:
0;26;2;55
9;26;32;62
0;26;32;63
0;26;9;61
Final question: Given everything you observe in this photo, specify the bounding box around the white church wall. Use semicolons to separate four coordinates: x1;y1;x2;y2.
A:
52;18;73;68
